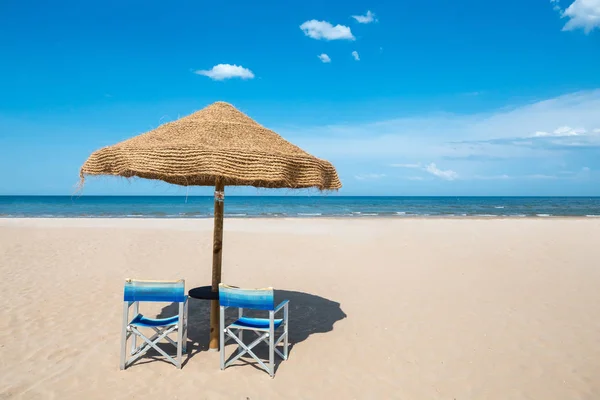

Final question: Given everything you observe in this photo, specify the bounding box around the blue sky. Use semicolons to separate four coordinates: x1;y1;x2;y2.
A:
1;0;599;196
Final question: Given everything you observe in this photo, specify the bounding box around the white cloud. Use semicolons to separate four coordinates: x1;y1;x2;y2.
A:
555;125;586;136
352;10;377;24
300;20;355;40
425;163;459;180
355;173;385;180
391;162;458;180
352;51;360;61
532;126;586;137
276;90;600;186
194;64;254;81
551;0;564;13
318;53;331;63
561;0;600;33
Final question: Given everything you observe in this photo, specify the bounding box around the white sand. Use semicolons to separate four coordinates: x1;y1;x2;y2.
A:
1;218;600;399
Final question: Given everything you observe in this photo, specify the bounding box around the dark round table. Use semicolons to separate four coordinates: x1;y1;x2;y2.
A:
188;285;219;300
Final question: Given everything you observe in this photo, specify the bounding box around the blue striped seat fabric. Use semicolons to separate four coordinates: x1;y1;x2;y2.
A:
218;284;275;310
124;279;186;302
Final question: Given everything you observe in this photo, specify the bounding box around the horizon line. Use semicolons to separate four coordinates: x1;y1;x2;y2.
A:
2;195;600;198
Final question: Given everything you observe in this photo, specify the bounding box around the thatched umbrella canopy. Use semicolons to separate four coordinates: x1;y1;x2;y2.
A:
80;101;341;349
80;101;340;189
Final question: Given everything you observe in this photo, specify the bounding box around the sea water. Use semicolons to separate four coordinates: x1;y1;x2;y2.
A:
1;196;600;218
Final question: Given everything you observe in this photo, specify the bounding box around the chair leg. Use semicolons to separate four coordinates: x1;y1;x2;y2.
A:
120;302;129;370
238;308;244;355
183;298;188;353
129;326;179;366
269;311;275;378
284;302;289;360
238;330;244;355
220;306;225;370
226;328;271;372
130;301;138;355
177;302;184;369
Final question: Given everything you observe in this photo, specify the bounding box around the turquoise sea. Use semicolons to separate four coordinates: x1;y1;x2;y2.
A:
1;196;600;218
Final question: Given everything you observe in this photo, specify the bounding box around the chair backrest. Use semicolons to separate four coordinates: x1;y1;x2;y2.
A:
123;279;185;303
219;283;274;310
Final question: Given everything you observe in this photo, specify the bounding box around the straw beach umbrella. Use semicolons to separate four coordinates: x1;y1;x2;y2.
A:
80;101;341;349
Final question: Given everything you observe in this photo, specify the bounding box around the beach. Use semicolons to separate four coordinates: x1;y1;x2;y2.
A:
1;217;600;399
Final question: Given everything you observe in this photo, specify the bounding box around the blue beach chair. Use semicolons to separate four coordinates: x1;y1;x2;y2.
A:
219;283;289;377
120;279;188;370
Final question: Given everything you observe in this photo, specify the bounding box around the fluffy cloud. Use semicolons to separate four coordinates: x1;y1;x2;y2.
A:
560;0;600;33
551;0;563;13
318;53;331;63
352;10;377;24
277;90;600;187
532;126;586;137
194;64;254;80
391;162;458;180
352;51;360;61
425;163;459;180
300;20;355;40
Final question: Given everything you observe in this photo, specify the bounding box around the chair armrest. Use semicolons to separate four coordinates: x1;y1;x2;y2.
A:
274;300;289;313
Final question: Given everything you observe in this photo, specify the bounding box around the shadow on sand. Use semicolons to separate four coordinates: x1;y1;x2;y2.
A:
129;290;346;371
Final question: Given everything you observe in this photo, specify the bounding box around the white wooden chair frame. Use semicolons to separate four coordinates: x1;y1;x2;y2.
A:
120;279;188;370
219;284;289;378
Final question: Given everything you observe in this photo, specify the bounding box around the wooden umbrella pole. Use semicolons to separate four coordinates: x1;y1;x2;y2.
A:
209;179;225;351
